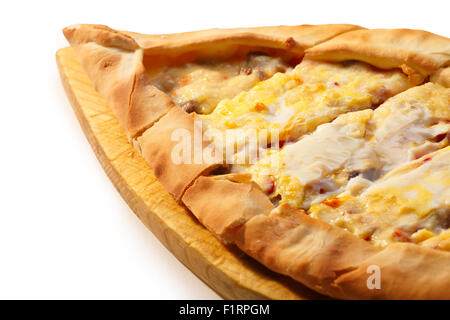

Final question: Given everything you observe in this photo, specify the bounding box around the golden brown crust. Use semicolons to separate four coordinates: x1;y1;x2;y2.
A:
431;67;450;87
63;23;366;199
233;204;379;298
182;176;274;242
138;107;222;201
232;204;450;299
129;24;362;58
63;23;363;138
64;24;139;51
63;24;175;139
334;243;450;299
63;23;450;299
305;28;450;77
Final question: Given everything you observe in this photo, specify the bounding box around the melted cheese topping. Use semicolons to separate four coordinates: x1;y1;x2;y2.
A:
150;51;450;251
148;54;290;114
247;83;450;211
309;147;450;250
199;59;412;146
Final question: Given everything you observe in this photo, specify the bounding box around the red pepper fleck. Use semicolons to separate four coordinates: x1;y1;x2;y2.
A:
264;175;275;195
254;102;268;112
393;228;411;242
178;75;190;86
294;77;303;85
323;198;341;208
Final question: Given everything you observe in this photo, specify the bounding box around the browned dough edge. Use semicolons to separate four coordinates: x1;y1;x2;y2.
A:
63;24;450;299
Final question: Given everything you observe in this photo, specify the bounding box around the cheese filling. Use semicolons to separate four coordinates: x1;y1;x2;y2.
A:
245;83;450;250
247;83;449;208
150;50;449;251
198;59;413;153
148;53;290;114
309;147;450;250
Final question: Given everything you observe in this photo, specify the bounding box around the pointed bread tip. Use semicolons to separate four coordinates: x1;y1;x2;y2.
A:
62;24;139;51
62;24;80;42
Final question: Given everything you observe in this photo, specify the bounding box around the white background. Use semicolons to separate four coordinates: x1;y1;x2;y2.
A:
0;0;448;299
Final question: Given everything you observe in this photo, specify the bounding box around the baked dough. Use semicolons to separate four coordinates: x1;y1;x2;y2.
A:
64;24;361;138
63;24;450;299
305;28;450;80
